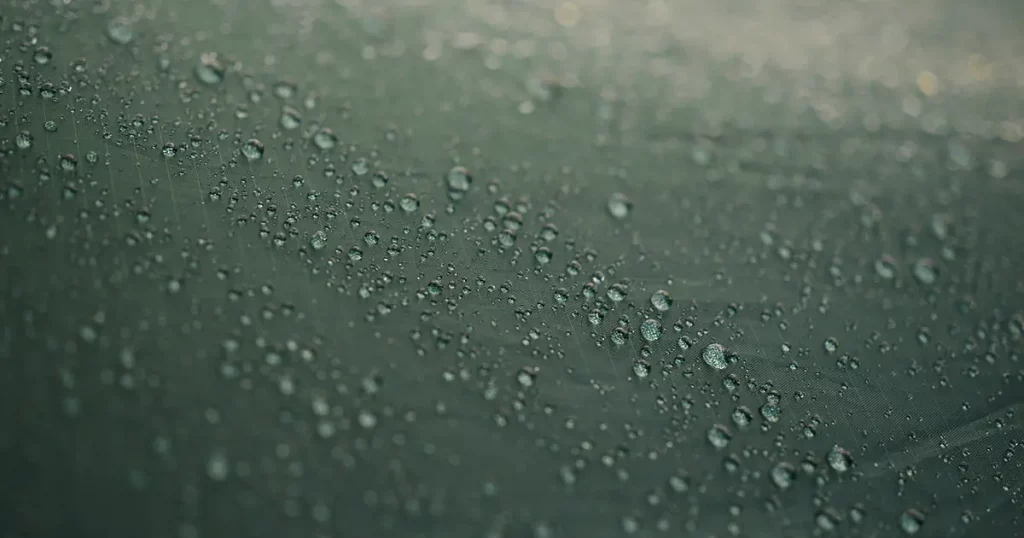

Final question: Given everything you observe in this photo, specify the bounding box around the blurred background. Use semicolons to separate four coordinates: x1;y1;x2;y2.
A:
1;1;1022;537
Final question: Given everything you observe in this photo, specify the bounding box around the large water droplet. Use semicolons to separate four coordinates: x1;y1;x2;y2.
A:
771;462;796;489
195;54;226;85
313;128;338;150
827;445;853;473
899;509;925;535
707;424;732;449
106;18;135;45
702;343;727;370
240;138;265;162
309;230;328;251
650;289;672;312
446;166;472;200
608;192;632;219
280;106;302;130
640;318;662;342
399;194;420;213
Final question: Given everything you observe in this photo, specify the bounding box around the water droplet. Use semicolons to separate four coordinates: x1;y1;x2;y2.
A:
666;475;689;494
875;255;897;280
731;405;752;427
827;445;853;473
280;106;302;130
823;337;839;353
33;46;53;65
632;359;651;378
702;343;727;370
206;451;230;481
899;509;924;535
815;508;841;532
195;53;226;85
516;368;536;388
608;192;632;219
650;290;672;312
106;18;135;45
240;139;264;162
347;158;367;176
771;462;796;489
446;165;472;200
534;247;552;265
760;403;781;423
309;230;328;250
15;131;33;149
313;128;338;150
607;282;627;302
707;424;732;449
912;258;938;285
59;153;77;172
399;194;420;213
357;410;377;428
502;212;523;231
272;81;297;99
640;318;662;342
498;230;516;248
539;224;559;241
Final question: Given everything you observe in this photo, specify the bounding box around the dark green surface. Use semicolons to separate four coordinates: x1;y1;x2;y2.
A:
1;1;1023;537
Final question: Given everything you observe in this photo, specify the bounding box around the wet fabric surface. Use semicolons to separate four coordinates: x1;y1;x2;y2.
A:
1;1;1023;537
